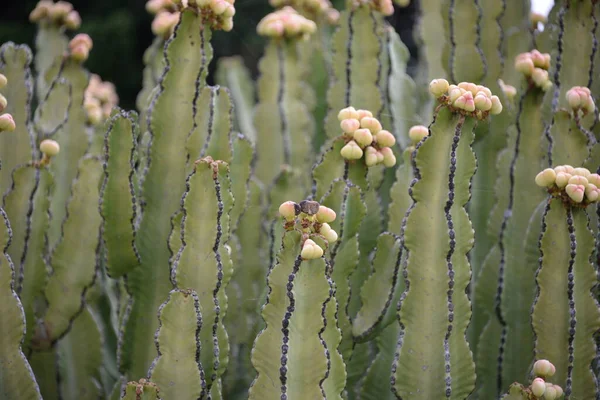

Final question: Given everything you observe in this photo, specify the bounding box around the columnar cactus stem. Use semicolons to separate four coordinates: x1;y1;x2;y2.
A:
448;0;485;83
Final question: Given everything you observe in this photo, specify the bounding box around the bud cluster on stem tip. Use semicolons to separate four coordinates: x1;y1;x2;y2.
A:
279;200;338;258
347;0;394;16
515;50;553;91
337;106;396;167
29;1;81;30
171;0;235;31
408;125;429;144
269;0;340;24
533;359;556;378
428;79;502;119
535;165;600;205
566;86;595;114
68;33;93;63
39;139;60;166
257;7;317;40
151;11;180;38
83;74;119;125
146;0;178;14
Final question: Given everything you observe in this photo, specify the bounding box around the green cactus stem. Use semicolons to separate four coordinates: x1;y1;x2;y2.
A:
358;322;399;400
147;289;206;400
448;0;485;84
392;105;477;399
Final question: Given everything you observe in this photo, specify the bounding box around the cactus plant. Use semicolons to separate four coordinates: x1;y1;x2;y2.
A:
2;0;600;399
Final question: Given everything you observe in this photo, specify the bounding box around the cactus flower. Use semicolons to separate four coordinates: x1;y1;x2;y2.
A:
531;378;546;397
565;183;585;203
0;113;16;132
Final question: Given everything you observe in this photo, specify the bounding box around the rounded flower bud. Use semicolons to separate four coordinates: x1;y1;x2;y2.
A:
566;88;582;109
543;385;558;400
566;183;585;203
301;239;323;259
585;184;599;202
458;82;478;96
476;85;492;97
356;109;373;120
279;201;297;221
474;93;492;111
490;96;503;115
502;84;517;99
568;175;588;186
353;128;373;147
316;205;336;223
429;78;449;97
0;94;7;113
0;73;7;90
530;50;547;68
70;33;93;51
0;113;16;132
555;172;572;188
531;378;546;397
375;130;395;147
376;149;385;164
448;87;463;103
70;45;90;63
515;56;534;76
360;117;382;134
532;68;550;87
587;173;600;187
455;92;475;112
553;384;564;397
408;125;429;143
535;168;557;187
365;146;379;167
223;4;236;18
40;139;60;156
64;10;81;30
533;359;556;378
380;147;396;168
211;0;229;15
340;118;360;134
572;167;590;177
320;223;338;243
338;106;359;121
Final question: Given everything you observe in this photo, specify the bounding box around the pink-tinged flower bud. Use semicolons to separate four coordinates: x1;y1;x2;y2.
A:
0;74;7;89
448;87;463;103
146;0;167;14
29;1;53;22
543;385;557;400
490;95;503;115
515;56;534;76
340;118;360;134
531;378;546;397
568;175;588;186
566;88;582;109
353;128;373;147
458;82;478;96
408;125;429;143
64;10;81;30
379;0;394;16
341;140;363;160
279;201;297;221
553;384;564;397
0;113;16;131
320;223;338;243
429;78;449;97
223;4;236;18
530;50;547;68
376;149;385;163
572;167;590;177
316;205;336;223
40;139;60;158
587;173;600;187
356;109;373;120
566;184;585;203
380;147;396;167
0;94;7;113
554;165;567;173
87;105;103;125
70;33;93;50
301;239;323;259
70;44;90;63
49;1;74;21
501;84;517;99
474;93;492;111
476;85;492;97
585;184;599;202
583;94;596;113
535;168;556;187
326;9;340;24
533;359;556;378
221;17;234;32
455;92;475;112
365;146;379;166
338;106;359;121
211;0;229;15
285;18;302;36
532;68;549;86
375;130;395;147
555;172;572;188
360;116;382;134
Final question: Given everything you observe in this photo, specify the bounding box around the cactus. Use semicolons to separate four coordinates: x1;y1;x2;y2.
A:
3;0;600;399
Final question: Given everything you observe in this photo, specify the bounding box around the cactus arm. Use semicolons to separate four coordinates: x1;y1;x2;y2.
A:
358;322;399;400
229;134;253;230
121;380;161;400
33;78;71;138
352;232;402;341
254;40;313;188
551;110;591;165
0;208;42;399
387;150;414;234
215;57;257;143
28;350;59;399
324;7;385;138
0;43;35;195
121;10;213;379
418;0;450;82
57;307;103;399
34;23;68;101
100;110;140;278
392;107;476;398
170;158;232;392
448;0;485;83
500;0;533;88
136;37;165;135
3;166;53;349
147;289;206;399
532;199;600;397
47;60;90;249
37;156;103;346
322;281;346;400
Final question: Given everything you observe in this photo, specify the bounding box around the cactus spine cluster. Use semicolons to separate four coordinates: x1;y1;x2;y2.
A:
1;0;600;399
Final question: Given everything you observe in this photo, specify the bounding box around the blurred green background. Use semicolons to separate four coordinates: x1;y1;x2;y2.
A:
0;0;417;111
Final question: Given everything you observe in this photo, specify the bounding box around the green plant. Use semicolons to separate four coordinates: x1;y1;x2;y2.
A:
1;0;600;399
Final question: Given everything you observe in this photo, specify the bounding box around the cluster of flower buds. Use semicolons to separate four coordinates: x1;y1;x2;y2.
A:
68;33;93;63
279;200;338;259
0;74;16;133
337;106;396;167
83;74;119;125
29;1;81;30
39;139;60;166
535;165;600;205
566;86;595;115
257;7;317;39
146;0;179;14
347;0;394;16
269;0;340;24
515;50;552;91
529;360;563;399
498;79;517;100
429;79;503;119
169;0;235;32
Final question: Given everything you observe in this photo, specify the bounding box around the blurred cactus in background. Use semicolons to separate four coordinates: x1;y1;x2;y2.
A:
1;0;600;400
